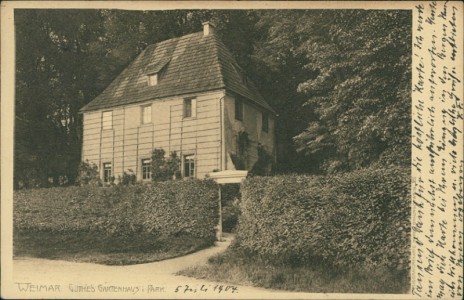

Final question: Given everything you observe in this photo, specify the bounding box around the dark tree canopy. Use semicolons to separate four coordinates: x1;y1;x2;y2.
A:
291;10;412;173
14;9;411;188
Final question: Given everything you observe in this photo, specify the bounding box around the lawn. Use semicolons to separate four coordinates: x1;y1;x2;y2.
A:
178;247;410;294
14;230;213;265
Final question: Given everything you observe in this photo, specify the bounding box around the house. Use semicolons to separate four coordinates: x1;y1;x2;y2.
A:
80;22;276;182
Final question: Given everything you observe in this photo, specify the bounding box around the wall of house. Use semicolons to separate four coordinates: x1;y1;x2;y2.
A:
82;90;225;181
223;93;276;171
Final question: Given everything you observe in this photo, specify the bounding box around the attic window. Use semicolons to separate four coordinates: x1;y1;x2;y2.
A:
147;73;158;86
145;58;170;86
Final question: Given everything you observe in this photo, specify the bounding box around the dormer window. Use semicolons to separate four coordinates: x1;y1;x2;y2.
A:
145;58;170;87
147;73;158;86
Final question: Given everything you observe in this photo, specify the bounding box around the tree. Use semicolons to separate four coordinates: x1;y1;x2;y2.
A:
290;10;412;173
14;10;192;188
14;9;411;187
14;9;263;187
237;11;321;173
15;10;99;187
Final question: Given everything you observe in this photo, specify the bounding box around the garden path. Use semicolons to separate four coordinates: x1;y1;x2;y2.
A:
11;233;324;299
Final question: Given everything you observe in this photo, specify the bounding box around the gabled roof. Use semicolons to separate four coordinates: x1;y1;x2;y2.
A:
80;31;275;114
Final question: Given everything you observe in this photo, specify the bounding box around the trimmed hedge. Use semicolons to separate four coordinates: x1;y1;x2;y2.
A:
14;179;219;240
236;167;410;271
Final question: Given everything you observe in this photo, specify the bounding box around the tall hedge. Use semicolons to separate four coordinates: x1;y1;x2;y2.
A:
237;167;410;271
14;179;219;240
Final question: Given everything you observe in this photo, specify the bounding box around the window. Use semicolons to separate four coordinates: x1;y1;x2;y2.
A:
102;111;112;129
145;58;170;86
184;155;195;178
183;98;197;118
235;97;243;121
148;73;158;86
103;162;112;183
142;105;152;124
262;112;269;132
141;159;151;180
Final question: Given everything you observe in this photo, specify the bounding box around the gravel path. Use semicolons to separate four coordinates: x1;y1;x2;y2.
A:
9;233;297;299
9;233;390;299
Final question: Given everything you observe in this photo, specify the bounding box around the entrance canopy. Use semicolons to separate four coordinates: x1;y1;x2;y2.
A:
208;170;248;184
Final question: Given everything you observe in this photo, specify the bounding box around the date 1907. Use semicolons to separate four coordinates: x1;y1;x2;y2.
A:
174;284;238;294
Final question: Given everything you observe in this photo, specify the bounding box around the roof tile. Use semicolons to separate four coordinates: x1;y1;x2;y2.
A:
80;31;275;114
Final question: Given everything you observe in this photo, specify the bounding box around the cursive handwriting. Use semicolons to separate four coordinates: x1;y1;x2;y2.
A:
412;1;463;299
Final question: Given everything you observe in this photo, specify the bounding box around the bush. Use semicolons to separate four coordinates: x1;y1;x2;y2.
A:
75;160;101;186
132;179;218;239
222;205;240;233
14;179;219;241
221;183;240;204
119;169;136;185
220;184;241;232
236;166;410;272
151;148;181;182
250;143;274;176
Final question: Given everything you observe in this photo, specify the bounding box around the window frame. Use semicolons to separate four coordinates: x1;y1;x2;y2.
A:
141;158;152;180
103;162;112;183
147;73;158;86
183;154;195;178
141;104;152;124
235;97;243;121
102;111;113;130
183;97;197;119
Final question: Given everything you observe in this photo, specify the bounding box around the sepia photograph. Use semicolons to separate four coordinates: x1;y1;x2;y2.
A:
1;1;462;299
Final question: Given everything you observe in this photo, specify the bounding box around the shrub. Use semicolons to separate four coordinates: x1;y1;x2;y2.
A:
220;184;241;232
230;130;249;170
221;183;241;204
250;143;274;176
119;169;136;185
166;151;181;179
222;204;240;232
75;160;101;186
151;148;181;181
14;179;219;241
137;180;218;238
236;166;410;272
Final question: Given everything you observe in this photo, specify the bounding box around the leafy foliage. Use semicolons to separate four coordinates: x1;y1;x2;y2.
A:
119;169;136;185
151;148;181;181
75;160;101;186
180;247;409;293
220;183;242;232
250;143;274;175
230;131;249;170
291;11;412;172
236;167;410;272
14;180;219;240
14;9;411;187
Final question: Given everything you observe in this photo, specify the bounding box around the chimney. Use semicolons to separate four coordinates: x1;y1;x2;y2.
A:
202;21;215;36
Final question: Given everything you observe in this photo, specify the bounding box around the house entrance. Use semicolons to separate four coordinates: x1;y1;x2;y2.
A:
208;170;248;241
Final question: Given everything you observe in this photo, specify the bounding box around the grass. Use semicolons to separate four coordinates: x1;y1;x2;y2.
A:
14;229;214;265
178;247;410;294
